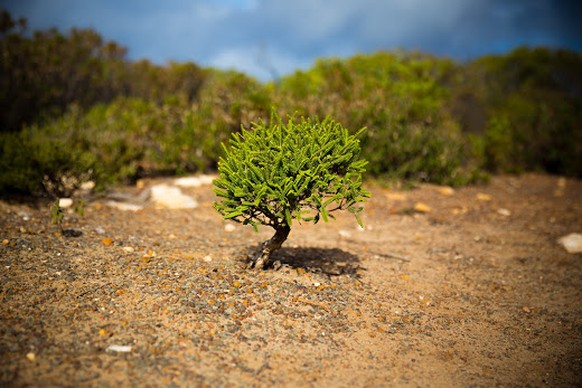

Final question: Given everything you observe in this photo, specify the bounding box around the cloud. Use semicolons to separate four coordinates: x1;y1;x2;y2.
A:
4;0;581;80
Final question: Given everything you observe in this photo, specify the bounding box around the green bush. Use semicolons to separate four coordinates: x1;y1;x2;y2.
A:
213;113;370;270
274;52;481;185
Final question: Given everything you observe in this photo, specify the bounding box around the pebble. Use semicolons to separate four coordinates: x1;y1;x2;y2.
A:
106;201;143;212
497;208;511;217
224;224;236;232
26;352;35;362
122;246;135;253
174;175;215;187
558;233;582;254
58;198;74;208
80;181;95;190
437;186;455;196
150;184;198;209
203;255;213;262
385;192;407;201
476;193;492;202
414;202;431;213
106;345;132;353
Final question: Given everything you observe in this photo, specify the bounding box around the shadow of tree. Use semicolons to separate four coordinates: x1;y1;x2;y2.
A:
270;246;365;277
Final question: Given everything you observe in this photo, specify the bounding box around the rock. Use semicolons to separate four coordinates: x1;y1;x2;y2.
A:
497;208;511;217
558;233;582;253
106;345;132;353
414;202;432;213
203;255;213;262
224;224;236;232
385;192;407;201
80;181;95;191
149;184;198;209
476;193;492;202
174;174;215;187
437;186;455;196
58;198;74;208
62;228;83;237
106;201;143;212
26;352;35;362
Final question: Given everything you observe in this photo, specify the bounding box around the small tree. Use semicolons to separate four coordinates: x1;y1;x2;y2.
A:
213;112;370;270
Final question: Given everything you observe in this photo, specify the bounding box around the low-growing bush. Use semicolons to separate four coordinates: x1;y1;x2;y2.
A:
214;113;370;270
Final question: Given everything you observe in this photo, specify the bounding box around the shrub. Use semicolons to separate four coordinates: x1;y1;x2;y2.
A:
213;113;370;270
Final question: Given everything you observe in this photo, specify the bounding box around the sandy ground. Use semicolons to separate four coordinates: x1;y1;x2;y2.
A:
1;173;581;387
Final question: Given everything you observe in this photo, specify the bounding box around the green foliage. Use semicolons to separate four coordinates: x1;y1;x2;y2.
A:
0;72;271;195
274;52;481;185
1;8;580;196
213;113;370;232
50;200;64;228
0;10;206;132
450;47;582;176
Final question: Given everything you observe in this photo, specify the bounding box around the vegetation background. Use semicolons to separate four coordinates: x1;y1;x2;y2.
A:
1;9;581;197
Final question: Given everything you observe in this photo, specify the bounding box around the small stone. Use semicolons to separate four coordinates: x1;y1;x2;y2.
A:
385;192;407;201
150;184;198;209
476;193;492;202
95;226;106;235
558;233;582;254
106;345;132;353
2;239;8;245
102;237;113;246
437;186;455;196
122;246;135;253
224;224;236;232
80;181;95;191
59;198;74;208
106;201;143;212
174;175;215;187
414;202;432;213
26;352;36;361
203;255;212;262
497;208;511;217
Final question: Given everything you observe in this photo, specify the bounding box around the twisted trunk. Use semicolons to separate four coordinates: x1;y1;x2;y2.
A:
251;225;290;270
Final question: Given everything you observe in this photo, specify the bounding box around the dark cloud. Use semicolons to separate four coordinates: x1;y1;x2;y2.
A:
2;0;580;80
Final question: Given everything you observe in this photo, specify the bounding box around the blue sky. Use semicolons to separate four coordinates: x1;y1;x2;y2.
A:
2;0;581;81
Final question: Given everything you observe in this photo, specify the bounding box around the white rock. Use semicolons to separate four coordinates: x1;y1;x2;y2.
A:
106;201;143;212
149;184;198;209
497;208;511;217
122;246;135;253
224;224;236;232
174;174;215;187
106;345;132;353
80;181;96;190
59;198;74;208
203;255;212;262
558;233;582;253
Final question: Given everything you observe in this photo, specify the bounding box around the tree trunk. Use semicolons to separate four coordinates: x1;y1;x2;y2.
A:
251;225;290;270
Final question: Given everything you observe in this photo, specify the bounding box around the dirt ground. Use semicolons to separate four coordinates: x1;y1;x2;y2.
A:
1;174;581;387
